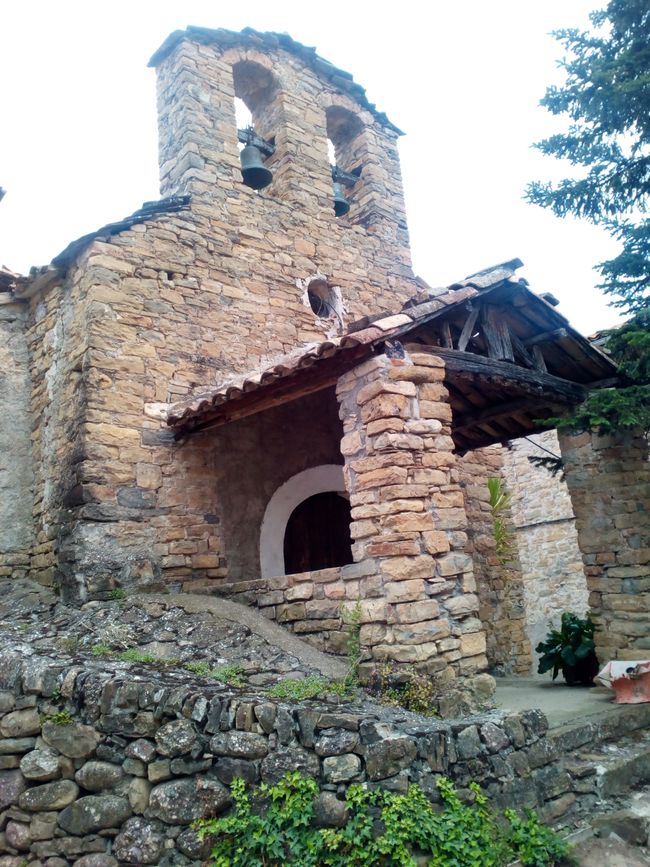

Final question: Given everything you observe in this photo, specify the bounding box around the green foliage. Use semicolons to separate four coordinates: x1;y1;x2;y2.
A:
341;599;362;688
211;664;246;688
119;648;158;665
536;612;598;685
526;3;650;437
195;771;571;867
267;676;332;701
505;809;575;867
109;588;127;600
185;660;212;676
91;643;113;657
57;636;81;652
526;0;650;313
41;709;73;726
369;664;438;717
487;478;515;565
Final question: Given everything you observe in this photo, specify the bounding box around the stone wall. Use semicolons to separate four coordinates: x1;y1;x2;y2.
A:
501;432;588;656
559;429;650;663
12;30;436;601
2;647;643;865
0;297;34;581
459;447;531;675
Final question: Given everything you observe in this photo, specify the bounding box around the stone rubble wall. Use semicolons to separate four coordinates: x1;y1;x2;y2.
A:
501;431;588;656
559;429;650;663
1;649;641;866
0;298;34;581
459;447;531;675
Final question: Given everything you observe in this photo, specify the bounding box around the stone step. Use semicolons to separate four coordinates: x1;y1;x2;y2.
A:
567;730;650;800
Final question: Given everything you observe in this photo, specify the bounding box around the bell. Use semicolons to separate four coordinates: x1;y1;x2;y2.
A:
240;144;273;190
332;181;350;217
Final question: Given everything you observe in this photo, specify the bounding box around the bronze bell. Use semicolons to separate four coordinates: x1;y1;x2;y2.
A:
332;180;350;217
240;144;273;190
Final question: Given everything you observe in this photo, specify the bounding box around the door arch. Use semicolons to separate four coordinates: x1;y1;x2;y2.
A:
259;464;349;578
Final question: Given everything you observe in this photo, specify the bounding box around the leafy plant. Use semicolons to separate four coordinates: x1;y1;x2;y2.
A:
487;477;515;565
195;771;571;867
211;664;246;688
185;660;212;676
536;612;599;686
369;663;438;716
91;643;113;657
41;710;73;726
109;588;127;600
341;599;362;688
267;676;331;701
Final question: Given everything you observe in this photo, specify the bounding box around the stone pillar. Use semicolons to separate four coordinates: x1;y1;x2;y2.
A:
336;349;490;705
559;429;650;662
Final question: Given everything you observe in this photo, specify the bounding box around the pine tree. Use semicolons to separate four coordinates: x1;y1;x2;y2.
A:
527;0;649;435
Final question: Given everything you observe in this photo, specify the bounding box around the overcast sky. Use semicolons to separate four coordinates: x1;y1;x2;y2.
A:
0;0;621;334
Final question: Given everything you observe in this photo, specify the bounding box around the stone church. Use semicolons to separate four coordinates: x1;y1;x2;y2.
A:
1;27;648;695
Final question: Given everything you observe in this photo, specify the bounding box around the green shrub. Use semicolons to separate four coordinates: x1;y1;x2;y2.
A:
369;664;438;716
196;771;571;867
536;612;599;686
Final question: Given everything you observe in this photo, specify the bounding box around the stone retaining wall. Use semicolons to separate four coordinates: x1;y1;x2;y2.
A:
3;650;648;865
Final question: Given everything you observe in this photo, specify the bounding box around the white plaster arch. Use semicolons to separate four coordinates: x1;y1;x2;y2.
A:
259;464;347;578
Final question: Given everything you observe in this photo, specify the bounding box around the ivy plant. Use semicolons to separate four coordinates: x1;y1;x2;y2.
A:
196;771;572;866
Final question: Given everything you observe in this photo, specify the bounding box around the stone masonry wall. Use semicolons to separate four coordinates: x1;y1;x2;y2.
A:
334;350;487;696
502;432;588;656
559;429;650;664
16;32;433;600
3;646;645;865
0;297;34;581
459;447;531;675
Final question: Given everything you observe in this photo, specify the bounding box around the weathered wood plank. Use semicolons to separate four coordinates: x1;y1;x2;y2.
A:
457;305;481;352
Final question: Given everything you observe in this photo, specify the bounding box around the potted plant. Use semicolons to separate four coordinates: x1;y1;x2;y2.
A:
536;612;599;686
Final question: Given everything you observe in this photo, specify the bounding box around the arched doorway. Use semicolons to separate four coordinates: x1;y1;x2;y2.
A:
259;464;350;578
283;491;353;574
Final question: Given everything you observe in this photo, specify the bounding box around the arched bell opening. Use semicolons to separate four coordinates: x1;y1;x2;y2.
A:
283;491;353;575
232;60;279;190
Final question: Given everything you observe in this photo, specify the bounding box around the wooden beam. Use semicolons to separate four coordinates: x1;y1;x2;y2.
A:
508;329;536;369
454;399;540;434
457;305;481;352
482;306;515;362
532;345;547;373
525;327;569;347
417;345;588;405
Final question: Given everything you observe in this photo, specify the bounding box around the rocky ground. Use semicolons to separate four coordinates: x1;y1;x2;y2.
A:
0;580;347;693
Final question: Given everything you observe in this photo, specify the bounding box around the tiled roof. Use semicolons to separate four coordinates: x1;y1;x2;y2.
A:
166;281;489;427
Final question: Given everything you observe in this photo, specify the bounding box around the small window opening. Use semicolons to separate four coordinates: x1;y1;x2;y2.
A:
307;277;339;321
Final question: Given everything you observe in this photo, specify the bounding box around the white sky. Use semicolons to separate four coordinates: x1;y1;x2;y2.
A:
0;0;622;334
